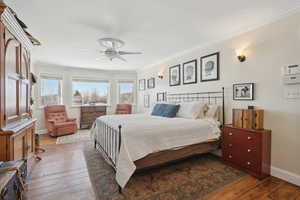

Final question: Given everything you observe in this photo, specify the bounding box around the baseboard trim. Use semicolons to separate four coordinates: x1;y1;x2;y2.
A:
271;166;300;186
37;129;48;135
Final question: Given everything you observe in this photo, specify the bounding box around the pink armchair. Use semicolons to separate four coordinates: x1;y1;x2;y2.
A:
44;105;77;137
115;104;132;114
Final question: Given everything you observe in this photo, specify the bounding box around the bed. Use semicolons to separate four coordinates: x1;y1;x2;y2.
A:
91;88;225;189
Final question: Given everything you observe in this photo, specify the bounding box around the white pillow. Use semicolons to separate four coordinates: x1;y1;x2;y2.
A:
206;105;220;120
177;102;208;119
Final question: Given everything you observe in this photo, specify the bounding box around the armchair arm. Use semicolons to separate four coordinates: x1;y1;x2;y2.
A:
47;119;56;123
66;118;77;122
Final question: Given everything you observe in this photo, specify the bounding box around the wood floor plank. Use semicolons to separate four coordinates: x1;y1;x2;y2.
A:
268;182;300;200
236;177;285;200
26;184;95;200
27;172;90;191
39;134;57;146
27;177;91;197
203;176;262;200
28;168;88;184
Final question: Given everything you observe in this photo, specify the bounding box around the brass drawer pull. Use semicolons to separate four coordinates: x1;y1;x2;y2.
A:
229;132;233;136
247;136;252;140
247;149;251;152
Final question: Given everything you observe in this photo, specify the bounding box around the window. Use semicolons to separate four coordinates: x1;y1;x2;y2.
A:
72;79;110;106
40;75;62;106
118;81;135;104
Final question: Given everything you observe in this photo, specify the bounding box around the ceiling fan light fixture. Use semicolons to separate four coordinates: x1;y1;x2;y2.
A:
96;37;142;62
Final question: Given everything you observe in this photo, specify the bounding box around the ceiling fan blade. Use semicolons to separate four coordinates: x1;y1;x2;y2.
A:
112;41;116;50
118;51;142;55
95;56;107;61
115;54;127;62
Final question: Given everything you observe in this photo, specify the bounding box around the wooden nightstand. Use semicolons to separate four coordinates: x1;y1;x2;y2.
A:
222;125;271;179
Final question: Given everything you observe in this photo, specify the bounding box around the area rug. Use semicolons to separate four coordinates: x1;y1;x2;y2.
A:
83;142;245;200
56;130;91;144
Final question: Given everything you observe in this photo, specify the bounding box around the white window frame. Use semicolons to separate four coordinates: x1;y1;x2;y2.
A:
39;73;63;108
71;77;111;107
117;80;136;105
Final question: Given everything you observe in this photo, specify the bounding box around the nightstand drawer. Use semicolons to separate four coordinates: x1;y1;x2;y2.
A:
223;127;261;145
243;157;261;172
222;148;240;164
223;146;261;173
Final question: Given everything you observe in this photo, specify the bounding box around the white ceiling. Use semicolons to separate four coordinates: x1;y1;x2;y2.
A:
6;0;300;71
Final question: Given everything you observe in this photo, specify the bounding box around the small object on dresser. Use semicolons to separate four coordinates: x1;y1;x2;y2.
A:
80;106;106;129
222;125;271;179
232;109;264;130
0;160;27;200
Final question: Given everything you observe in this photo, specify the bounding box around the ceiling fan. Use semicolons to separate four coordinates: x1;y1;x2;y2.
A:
97;38;142;62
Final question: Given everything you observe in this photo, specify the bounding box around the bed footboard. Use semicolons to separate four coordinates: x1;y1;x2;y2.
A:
94;119;122;169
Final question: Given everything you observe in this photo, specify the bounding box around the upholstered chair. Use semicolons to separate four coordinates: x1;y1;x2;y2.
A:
115;104;132;114
44;105;77;137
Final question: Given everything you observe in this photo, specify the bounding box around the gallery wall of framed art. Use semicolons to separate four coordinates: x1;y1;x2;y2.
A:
168;52;220;86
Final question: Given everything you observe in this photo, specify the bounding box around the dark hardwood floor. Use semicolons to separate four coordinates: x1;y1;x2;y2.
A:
25;140;300;200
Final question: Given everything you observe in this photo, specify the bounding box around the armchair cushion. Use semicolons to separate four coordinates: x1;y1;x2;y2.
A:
55;121;77;128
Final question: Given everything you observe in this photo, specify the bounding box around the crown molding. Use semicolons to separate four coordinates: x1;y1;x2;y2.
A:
33;61;137;75
138;6;300;73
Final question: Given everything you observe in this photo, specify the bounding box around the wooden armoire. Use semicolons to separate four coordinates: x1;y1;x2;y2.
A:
0;2;39;165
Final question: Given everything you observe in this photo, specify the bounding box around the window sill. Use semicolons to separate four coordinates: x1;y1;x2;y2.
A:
71;104;111;108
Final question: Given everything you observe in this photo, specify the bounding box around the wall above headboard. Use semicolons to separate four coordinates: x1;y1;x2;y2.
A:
137;12;300;183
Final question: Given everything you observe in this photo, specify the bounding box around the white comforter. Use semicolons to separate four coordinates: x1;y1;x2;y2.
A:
91;114;221;188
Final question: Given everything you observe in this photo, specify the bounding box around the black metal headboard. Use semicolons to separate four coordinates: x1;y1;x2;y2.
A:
166;87;225;125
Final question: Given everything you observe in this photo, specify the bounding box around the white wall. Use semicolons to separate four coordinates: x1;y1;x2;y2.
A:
32;62;137;132
137;12;300;178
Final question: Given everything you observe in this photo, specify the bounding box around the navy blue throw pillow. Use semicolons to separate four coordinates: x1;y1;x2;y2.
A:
151;104;165;116
162;104;180;118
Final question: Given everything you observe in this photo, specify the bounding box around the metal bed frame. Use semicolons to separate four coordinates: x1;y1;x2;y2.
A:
94;87;225;170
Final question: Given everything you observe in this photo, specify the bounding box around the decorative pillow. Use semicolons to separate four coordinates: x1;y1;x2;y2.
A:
151;104;165;116
177;102;208;119
161;104;180;118
206;105;220;120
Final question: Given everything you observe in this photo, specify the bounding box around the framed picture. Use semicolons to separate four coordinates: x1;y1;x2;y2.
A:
157;92;166;102
183;59;197;84
139;79;145;90
200;52;219;82
233;83;254;100
169;64;181;86
144;94;150;108
147;78;155;89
